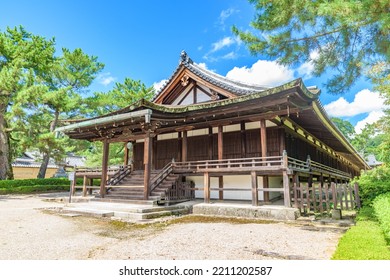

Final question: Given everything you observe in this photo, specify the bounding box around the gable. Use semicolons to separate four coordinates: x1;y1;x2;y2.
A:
155;69;236;105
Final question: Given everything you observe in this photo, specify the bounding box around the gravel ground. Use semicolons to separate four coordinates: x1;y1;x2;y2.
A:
0;194;341;260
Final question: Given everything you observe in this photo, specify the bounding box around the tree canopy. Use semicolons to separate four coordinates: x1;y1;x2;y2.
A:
233;0;389;94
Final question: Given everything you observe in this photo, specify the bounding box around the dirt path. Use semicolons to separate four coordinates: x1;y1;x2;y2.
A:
0;194;341;260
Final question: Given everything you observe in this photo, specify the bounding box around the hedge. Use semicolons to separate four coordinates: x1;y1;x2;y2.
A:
0;178;70;189
0;185;70;195
372;192;390;243
355;165;390;206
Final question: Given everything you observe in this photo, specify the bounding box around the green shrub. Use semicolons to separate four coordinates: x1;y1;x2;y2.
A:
0;185;69;195
332;206;390;260
355;164;390;206
372;193;390;242
0;178;70;189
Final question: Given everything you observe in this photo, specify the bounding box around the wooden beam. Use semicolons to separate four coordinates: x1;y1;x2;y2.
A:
251;171;258;206
143;133;152;200
99;139;109;198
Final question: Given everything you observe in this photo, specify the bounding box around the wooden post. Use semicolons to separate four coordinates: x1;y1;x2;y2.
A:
260;119;269;202
130;141;135;168
204;172;210;203
218;177;224;200
208;127;213;160
283;171;290;207
251;171;258;206
331;182;337;209
240;121;246;158
217;125;223;200
293;174;298;208
124;142;130;166
89;178;93;195
318;175;324;213
152;137;157;170
143;133;152;200
218;125;223;160
99;139;109;198
82;175;87;197
182;130;188;162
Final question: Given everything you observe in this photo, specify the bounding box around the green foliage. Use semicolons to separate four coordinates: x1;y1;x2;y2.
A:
0;26;55;179
355;165;390;206
85;77;154;117
81;142;126;167
372;193;390;242
0;185;69;194
0;178;70;188
233;0;389;94
332;207;390;260
331;117;355;142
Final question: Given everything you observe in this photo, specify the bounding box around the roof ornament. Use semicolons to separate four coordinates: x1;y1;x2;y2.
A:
180;50;193;64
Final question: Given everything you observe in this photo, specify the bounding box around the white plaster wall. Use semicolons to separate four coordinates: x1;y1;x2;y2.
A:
188;175;283;201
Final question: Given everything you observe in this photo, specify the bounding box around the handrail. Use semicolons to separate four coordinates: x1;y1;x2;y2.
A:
172;156;284;172
107;164;132;186
149;162;173;193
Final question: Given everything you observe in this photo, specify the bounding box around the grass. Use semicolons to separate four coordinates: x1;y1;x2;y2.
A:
332;207;390;260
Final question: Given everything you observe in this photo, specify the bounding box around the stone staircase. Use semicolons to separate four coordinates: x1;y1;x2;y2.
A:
59;201;193;221
102;169;179;203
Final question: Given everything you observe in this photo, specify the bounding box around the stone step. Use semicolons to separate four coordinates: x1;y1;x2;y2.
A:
62;207;114;217
91;198;157;205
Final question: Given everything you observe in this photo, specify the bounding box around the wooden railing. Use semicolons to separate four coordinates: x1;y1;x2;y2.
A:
163;181;195;202
291;181;361;214
172;156;284;173
288;157;351;179
107;164;132;186
74;166;122;177
150;162;173;193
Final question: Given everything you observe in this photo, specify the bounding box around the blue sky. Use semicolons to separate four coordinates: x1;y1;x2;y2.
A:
1;0;385;132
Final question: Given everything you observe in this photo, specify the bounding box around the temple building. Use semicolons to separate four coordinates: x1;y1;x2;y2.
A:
57;51;367;212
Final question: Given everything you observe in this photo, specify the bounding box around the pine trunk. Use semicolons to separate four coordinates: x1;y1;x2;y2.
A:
37;110;60;179
0;104;14;180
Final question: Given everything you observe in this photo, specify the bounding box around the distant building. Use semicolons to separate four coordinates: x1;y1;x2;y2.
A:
12;152;86;179
366;154;383;168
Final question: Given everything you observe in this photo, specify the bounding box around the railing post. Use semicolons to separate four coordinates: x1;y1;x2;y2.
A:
283;171;291;207
204;172;210;203
306;155;311;170
251;171;258;206
282;150;288;168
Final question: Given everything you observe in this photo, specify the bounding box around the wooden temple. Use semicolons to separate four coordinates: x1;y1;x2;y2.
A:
57;51;368;211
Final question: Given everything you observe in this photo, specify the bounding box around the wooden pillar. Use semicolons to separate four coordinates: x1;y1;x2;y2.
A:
182;130;187;162
82;175;88;197
240;121;246;158
217;125;223;199
218;177;223;200
143;133;152;200
208;127;213;160
124;142;130;166
152;137;157;170
283;171;291;207
217;126;223;160
260;119;269;202
204;172;210;203
251;171;258;206
99;139;109;198
130;141;135;168
279;127;286;155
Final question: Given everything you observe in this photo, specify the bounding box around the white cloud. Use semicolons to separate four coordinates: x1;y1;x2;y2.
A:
97;72;116;86
218;8;239;28
211;36;236;53
324;89;386;117
153;79;168;92
226;60;295;87
355;110;385;134
196;62;208;70
296;50;319;79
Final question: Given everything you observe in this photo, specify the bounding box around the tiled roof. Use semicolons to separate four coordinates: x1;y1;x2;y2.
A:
154;51;268;99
